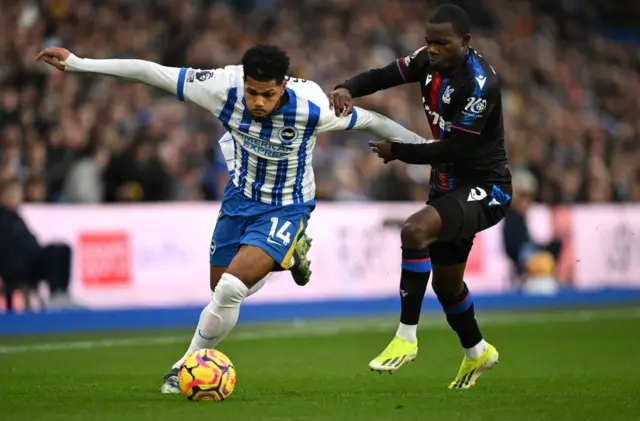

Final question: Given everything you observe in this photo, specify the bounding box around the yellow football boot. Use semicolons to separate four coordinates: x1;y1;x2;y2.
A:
368;336;418;373
448;343;499;389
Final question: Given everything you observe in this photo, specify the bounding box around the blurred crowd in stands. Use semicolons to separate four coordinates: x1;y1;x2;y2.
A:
1;0;639;204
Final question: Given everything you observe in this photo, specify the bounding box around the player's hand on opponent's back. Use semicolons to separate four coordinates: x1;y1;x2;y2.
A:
369;140;396;164
327;87;353;117
36;47;72;71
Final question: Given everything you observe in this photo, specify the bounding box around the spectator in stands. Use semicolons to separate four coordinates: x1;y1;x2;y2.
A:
0;0;637;203
0;179;77;311
24;175;47;203
62;141;110;203
502;169;563;291
104;135;174;202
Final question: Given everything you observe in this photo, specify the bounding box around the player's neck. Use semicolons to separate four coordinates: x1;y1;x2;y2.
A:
275;90;289;111
439;49;469;75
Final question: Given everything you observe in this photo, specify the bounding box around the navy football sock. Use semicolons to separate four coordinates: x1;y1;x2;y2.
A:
399;247;432;325
437;282;483;348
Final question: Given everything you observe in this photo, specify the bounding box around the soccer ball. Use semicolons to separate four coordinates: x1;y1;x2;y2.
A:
178;349;237;401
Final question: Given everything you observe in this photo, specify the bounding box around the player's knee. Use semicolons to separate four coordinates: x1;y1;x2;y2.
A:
431;279;451;299
431;275;461;299
401;221;431;248
215;273;248;304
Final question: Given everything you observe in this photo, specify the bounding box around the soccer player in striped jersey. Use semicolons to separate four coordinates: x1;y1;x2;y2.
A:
216;130;313;287
37;44;428;393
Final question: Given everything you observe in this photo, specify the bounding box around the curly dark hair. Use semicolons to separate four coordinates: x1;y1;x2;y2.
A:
241;44;290;84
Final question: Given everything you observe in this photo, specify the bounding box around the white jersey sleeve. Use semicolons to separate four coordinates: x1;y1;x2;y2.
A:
62;54;181;94
62;54;243;116
289;79;427;144
176;65;244;115
317;103;428;144
218;132;235;173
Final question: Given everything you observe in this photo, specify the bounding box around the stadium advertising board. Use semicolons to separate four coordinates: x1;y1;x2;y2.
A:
571;205;640;289
19;203;640;309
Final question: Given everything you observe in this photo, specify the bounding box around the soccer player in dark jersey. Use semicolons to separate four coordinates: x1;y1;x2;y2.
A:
328;4;512;389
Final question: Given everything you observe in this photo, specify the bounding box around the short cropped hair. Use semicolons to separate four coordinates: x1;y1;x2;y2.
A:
241;45;290;85
429;4;471;36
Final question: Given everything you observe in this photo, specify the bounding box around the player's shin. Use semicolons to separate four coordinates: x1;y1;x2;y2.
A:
397;247;432;343
171;273;249;370
436;282;486;357
171;301;218;370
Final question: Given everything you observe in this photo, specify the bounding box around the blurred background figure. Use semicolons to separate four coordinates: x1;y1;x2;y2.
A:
0;179;78;311
104;135;174;203
502;169;562;294
62;141;110;203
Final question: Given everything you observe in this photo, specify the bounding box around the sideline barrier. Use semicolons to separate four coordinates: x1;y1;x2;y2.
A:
3;289;640;336
1;203;638;334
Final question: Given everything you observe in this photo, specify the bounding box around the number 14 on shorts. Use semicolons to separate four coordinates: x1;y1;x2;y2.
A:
268;217;292;246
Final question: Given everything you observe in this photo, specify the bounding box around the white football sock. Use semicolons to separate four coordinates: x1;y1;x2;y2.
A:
246;273;270;298
396;322;418;343
464;339;488;359
171;301;218;370
171;273;249;370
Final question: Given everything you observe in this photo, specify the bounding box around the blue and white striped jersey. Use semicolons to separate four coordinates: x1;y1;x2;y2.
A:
177;65;423;206
60;54;425;204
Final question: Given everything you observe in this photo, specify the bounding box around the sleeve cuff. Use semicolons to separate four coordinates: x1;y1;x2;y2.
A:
176;67;188;102
60;53;82;71
390;141;406;160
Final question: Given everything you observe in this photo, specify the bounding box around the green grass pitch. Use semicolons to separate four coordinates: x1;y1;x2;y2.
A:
1;306;639;421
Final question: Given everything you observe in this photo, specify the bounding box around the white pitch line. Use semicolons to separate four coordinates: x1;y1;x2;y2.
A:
0;307;639;355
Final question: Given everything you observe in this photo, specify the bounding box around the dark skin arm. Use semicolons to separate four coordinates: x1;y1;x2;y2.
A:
369;140;397;164
369;131;476;165
369;74;499;165
327;57;419;117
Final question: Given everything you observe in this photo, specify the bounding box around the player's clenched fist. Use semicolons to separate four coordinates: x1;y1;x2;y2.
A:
327;87;353;117
35;47;72;71
369;140;396;164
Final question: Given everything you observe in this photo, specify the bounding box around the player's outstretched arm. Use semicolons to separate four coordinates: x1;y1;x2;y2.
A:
36;47;181;96
327;64;405;117
318;105;430;145
37;47;234;114
328;47;428;117
370;137;473;165
371;77;500;165
355;109;429;145
370;119;486;165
